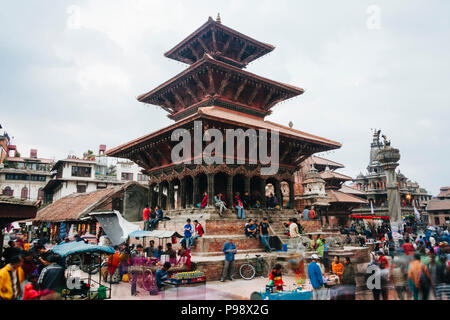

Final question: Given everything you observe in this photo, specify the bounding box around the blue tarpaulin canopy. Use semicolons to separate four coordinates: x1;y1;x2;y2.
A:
52;241;115;257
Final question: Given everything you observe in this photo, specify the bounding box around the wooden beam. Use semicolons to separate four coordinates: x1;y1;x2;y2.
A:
143;150;159;168
265;94;285;109
173;91;187;109
242;51;259;65
233;79;247;101
211;27;218;52
185;85;199;103
222;36;232;54
177;54;194;64
193;74;208;95
197;37;209;53
218;72;231;95
237;43;248;61
162;96;176;113
155;145;170;164
207;66;215;95
261;88;275;109
247;84;260;105
188;44;200;60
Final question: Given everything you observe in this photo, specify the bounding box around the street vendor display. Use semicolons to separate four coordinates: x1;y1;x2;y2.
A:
170;271;206;286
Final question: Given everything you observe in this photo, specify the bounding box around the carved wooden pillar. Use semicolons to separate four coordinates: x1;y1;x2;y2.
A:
260;178;267;209
148;184;154;208
193;175;199;207
168;180;175;210
274;180;283;209
227;175;233;208
180;179;186;209
207;173;215;207
158;182;163;208
244;176;251;194
289;180;295;209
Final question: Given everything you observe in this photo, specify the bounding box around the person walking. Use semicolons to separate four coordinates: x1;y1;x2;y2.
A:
308;254;325;300
0;255;24;300
408;253;432;300
129;244;145;296
341;257;356;300
220;239;237;282
391;258;408;300
37;254;66;294
260;218;273;252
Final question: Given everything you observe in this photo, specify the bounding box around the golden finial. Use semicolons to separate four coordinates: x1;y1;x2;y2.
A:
216;13;221;24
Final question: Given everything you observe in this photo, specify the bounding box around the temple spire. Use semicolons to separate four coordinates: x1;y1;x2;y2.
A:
216;13;221;24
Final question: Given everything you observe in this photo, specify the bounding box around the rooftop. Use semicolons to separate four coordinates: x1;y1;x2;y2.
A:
426;199;450;212
164;17;275;68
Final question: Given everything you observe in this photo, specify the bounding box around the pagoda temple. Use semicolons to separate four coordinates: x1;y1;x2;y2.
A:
107;16;341;216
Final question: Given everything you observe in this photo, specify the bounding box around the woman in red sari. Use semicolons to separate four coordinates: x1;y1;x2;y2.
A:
198;192;208;209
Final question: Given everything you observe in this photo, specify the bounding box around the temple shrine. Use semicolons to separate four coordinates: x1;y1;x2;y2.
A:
107;16;344;277
107;16;341;211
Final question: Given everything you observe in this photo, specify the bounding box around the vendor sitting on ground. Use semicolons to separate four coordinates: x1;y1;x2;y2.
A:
268;264;284;291
245;219;257;238
155;262;174;291
197;192;208;209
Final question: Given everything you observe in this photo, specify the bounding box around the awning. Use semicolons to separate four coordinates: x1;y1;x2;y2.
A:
88;210;140;246
129;230;183;239
52;241;115;257
350;214;390;220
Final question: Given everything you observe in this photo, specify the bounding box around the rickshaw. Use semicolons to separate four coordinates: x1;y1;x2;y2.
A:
52;241;115;300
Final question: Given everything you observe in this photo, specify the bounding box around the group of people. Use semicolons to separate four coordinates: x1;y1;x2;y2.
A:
0;235;80;300
142;205;165;231
244;217;274;252
181;219;204;249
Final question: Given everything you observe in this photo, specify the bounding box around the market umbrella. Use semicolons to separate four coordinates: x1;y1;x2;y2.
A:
52;241;115;257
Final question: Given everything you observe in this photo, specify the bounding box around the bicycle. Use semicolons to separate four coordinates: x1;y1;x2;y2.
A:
239;253;270;280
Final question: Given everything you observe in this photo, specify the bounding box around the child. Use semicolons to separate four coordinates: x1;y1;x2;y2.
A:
268;264;284;291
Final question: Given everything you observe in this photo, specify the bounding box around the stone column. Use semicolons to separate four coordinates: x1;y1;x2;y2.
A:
377;146;402;237
180;179;186;209
207;173;215;207
193;175;199;207
325;207;330;226
288;180;295;209
244;176;251;194
168;180;175;210
227;175;233;208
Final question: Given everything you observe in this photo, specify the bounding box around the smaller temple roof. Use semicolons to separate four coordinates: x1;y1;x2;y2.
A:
320;170;353;182
326;190;368;204
339;184;366;196
164;17;275;68
310;156;344;170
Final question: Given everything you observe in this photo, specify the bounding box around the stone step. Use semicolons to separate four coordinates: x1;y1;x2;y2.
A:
192;248;265;257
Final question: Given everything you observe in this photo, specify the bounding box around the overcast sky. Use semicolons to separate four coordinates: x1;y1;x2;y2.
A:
1;0;449;195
